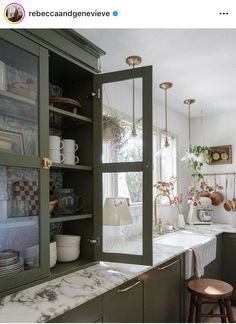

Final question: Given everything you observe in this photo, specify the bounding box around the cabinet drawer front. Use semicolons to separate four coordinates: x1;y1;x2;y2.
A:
144;256;184;323
103;278;143;323
48;296;102;323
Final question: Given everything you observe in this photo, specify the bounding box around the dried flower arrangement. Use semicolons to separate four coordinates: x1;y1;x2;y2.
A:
187;180;224;206
154;176;183;213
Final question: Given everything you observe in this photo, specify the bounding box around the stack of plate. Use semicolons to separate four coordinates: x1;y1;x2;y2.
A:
0;250;24;277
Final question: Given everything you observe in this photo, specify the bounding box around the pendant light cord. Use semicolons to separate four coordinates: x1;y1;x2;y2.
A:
132;65;136;135
165;89;168;146
188;103;192;152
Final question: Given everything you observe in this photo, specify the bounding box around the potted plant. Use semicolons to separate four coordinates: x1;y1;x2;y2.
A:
188;146;212;183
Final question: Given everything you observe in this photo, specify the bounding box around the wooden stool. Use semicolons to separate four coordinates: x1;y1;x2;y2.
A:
187;279;235;323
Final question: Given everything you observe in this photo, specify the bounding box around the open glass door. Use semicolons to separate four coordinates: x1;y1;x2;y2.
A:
94;66;153;265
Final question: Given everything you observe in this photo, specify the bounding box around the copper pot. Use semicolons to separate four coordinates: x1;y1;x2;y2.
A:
209;192;224;206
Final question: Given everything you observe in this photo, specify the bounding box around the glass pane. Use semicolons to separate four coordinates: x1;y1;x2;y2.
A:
0;38;38;156
103;172;143;255
0;167;39;276
102;78;143;163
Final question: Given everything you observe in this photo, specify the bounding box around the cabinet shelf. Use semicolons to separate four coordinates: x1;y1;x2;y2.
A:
0;89;37;123
50;214;92;223
0;89;36;106
51;163;92;171
49;106;92;128
50;259;96;279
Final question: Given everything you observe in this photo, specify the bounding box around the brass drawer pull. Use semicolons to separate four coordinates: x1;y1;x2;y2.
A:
157;258;180;271
117;280;142;293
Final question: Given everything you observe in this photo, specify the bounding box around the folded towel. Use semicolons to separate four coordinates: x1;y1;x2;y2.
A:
192;236;217;278
192;244;205;278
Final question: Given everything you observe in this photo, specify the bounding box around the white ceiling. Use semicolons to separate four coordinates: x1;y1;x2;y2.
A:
77;29;236;118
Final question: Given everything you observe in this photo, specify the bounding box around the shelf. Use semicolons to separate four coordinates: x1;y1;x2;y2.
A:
0;89;37;124
51;163;92;171
50;259;96;279
0;89;36;106
49;105;92;129
50;214;92;223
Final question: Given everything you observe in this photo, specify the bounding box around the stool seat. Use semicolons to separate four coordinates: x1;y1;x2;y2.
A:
187;279;235;323
188;278;234;299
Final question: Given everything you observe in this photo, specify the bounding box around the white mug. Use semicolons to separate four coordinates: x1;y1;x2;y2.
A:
62;139;78;153
0;60;7;91
49;135;64;151
49;149;64;163
64;152;79;165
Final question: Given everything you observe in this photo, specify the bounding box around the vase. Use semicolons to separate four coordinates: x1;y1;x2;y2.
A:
178;214;186;229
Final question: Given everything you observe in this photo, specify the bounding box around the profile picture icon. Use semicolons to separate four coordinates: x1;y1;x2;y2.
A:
4;3;25;23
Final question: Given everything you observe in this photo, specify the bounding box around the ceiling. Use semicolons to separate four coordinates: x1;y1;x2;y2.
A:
77;29;236;118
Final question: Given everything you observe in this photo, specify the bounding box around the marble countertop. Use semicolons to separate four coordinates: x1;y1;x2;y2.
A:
0;223;236;323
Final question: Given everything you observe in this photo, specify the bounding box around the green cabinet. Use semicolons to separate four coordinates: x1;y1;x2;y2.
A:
103;278;143;323
144;255;184;323
48;296;102;323
222;233;236;301
0;29;50;294
0;29;154;297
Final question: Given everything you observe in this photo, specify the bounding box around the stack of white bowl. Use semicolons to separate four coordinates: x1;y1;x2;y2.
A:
54;234;81;262
24;245;39;268
50;241;57;268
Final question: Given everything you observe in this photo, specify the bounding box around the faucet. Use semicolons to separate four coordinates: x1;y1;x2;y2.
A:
154;193;172;229
158;218;164;235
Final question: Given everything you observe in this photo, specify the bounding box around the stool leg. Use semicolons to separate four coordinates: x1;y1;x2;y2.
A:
195;296;202;323
188;294;196;323
224;298;235;323
218;300;226;323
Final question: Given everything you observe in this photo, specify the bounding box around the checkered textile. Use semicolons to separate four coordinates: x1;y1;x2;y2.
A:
13;181;39;216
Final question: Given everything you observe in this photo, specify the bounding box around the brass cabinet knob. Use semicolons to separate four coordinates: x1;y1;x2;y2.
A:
43;157;52;169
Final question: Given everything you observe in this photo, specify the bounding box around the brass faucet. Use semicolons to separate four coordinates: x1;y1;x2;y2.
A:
158;218;163;235
154;193;172;230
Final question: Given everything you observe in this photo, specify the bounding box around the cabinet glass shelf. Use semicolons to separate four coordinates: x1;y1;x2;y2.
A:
51;163;92;171
0;89;36;106
49;214;92;223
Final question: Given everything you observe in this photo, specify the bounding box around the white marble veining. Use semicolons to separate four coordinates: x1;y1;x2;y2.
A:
0;223;236;323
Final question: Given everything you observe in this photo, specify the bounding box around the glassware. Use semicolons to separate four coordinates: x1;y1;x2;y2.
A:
55;188;85;215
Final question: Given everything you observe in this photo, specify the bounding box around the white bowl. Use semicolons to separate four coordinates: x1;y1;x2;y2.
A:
56;242;79;247
55;234;81;245
57;246;80;262
50;241;57;251
50;255;57;268
25;245;39;258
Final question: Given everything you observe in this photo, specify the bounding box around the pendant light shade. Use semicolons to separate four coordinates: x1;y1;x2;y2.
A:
126;55;142;137
155;82;173;156
181;99;199;162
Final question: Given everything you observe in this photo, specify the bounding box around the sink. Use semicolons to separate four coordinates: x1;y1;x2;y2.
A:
155;231;212;247
155;231;216;279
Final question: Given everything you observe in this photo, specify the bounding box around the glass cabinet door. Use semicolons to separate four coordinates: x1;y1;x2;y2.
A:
0;31;49;293
94;66;153;265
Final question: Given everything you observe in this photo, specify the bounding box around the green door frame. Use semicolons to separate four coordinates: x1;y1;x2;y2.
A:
0;30;50;293
93;66;153;265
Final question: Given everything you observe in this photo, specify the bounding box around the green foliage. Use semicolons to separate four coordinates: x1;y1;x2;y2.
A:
188;146;212;183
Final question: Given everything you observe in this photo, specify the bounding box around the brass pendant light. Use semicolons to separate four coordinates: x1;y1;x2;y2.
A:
181;99;199;162
156;82;173;156
126;55;142;136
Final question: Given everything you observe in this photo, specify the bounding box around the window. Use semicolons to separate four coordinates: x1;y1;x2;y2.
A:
103;108;177;206
153;129;177;204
